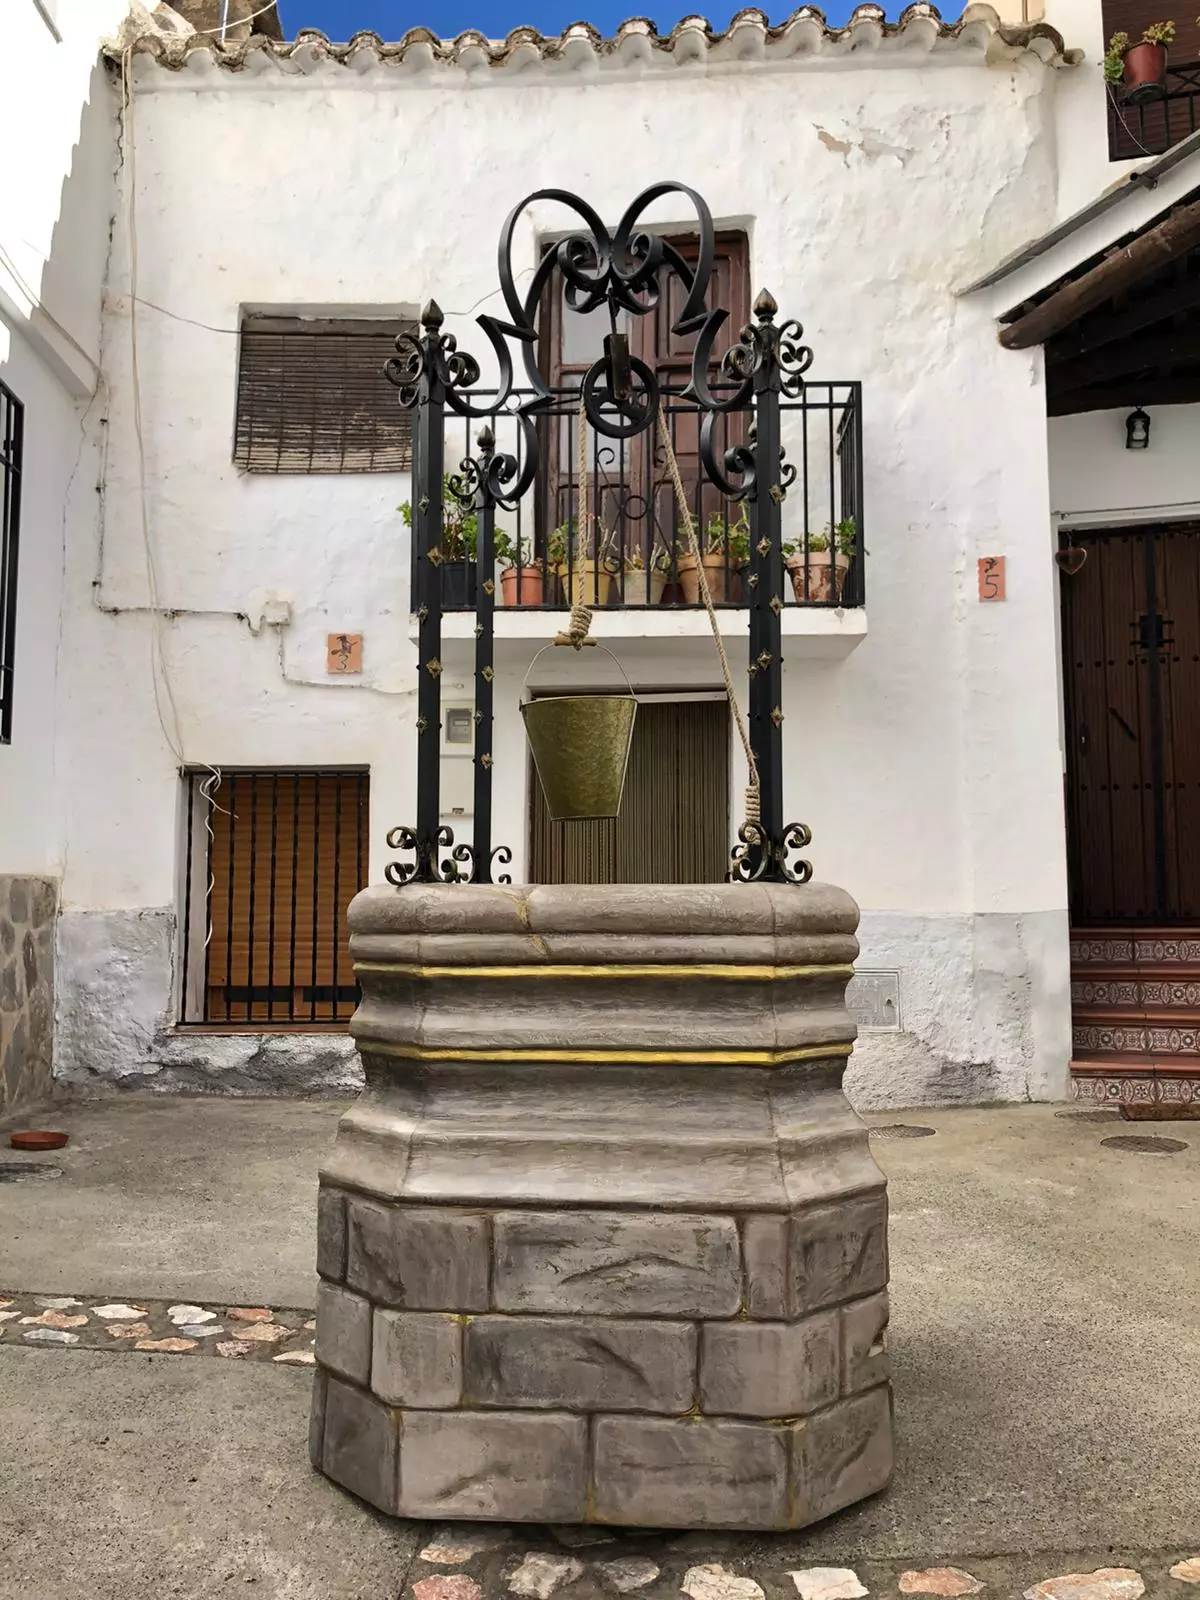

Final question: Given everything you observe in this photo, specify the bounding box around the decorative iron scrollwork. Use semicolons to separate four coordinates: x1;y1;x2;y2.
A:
385;825;478;886
489;845;514;886
728;820;813;885
385;300;512;422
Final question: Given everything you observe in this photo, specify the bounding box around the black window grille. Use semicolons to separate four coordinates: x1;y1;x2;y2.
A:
180;768;369;1026
0;381;24;745
233;315;415;474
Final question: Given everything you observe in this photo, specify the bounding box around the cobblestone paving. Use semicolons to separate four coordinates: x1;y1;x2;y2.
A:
399;1544;1200;1600
0;1291;315;1363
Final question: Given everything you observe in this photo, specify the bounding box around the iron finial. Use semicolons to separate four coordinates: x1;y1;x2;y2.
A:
753;288;777;321
477;423;495;456
421;299;445;331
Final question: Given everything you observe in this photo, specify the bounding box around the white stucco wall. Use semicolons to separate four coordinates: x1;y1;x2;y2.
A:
51;32;1077;1103
0;0;123;876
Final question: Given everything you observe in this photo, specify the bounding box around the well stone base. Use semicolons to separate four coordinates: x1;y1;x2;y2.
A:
311;882;893;1529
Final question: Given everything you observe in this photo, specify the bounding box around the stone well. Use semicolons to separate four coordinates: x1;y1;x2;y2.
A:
310;881;893;1529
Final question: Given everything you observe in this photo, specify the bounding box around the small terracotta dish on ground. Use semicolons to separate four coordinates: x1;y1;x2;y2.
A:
9;1131;69;1151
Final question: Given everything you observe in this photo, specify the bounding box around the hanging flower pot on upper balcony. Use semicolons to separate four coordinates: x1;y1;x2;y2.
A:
1105;23;1174;105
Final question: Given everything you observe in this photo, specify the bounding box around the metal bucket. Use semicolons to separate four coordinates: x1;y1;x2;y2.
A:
521;646;637;821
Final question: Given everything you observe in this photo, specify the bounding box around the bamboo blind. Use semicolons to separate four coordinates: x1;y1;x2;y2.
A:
528;699;729;885
233;316;414;474
199;770;368;1023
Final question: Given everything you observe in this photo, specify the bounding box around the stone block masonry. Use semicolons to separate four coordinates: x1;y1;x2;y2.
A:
0;876;57;1125
311;882;894;1529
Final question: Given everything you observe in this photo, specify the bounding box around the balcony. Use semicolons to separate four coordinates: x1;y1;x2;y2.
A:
407;379;865;648
1108;60;1200;159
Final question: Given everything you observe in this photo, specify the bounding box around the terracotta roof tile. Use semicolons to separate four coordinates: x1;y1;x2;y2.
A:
108;4;1079;77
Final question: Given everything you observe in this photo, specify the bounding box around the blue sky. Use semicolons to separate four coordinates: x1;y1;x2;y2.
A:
278;0;864;41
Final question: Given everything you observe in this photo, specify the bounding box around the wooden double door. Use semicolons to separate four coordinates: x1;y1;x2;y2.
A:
1062;522;1200;923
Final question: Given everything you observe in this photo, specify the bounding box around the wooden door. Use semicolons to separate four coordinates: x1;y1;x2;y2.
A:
540;234;749;592
529;698;729;884
1062;523;1200;923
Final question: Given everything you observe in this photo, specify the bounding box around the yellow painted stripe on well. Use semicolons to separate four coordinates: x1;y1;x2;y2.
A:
361;1040;854;1066
354;962;855;983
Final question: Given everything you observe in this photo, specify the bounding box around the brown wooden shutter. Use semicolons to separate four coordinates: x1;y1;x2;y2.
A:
233;316;414;474
201;770;369;1023
529;699;729;885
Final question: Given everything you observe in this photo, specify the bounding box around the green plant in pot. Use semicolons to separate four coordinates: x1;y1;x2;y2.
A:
494;529;544;608
1104;21;1183;103
677;506;751;605
399;477;478;609
548;520;619;608
785;516;858;604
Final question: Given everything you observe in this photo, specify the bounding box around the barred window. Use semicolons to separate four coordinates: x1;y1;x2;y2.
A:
233;315;414;474
0;381;24;745
180;768;370;1026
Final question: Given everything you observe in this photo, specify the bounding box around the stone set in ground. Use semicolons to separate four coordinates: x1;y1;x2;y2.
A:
0;1292;315;1363
403;1537;1200;1600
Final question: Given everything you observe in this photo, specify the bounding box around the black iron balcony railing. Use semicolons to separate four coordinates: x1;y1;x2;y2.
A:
1109;61;1200;159
408;379;864;616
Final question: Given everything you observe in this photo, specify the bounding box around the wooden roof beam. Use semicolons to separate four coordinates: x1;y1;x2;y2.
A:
1048;373;1200;415
999;196;1200;351
1050;323;1200;390
1048;268;1200;359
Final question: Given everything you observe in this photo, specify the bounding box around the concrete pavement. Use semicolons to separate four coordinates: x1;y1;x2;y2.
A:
2;1095;1199;1596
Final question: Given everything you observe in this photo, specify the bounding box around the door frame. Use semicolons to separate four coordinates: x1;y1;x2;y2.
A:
1058;514;1200;927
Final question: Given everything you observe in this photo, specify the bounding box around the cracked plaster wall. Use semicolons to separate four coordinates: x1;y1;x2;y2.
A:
52;49;1072;1103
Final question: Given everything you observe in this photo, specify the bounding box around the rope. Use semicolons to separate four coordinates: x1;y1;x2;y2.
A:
560;393;593;649
656;405;762;833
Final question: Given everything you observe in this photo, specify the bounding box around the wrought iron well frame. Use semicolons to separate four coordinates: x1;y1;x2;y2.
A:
383;181;862;888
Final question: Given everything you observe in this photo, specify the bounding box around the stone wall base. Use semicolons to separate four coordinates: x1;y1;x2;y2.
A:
0;875;57;1125
310;1189;893;1529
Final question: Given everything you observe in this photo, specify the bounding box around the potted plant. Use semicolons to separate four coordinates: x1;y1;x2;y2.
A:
399;477;478;608
622;541;671;606
548;521;619;608
677;507;750;604
1104;22;1177;103
495;530;544;607
786;516;857;604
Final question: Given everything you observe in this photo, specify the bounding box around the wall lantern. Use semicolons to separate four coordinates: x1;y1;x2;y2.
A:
1125;407;1151;450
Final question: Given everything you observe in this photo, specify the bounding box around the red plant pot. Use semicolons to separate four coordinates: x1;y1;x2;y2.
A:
499;566;544;607
10;1130;68;1151
1123;41;1168;104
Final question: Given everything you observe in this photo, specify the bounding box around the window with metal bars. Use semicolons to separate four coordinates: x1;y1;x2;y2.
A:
233;315;414;474
0;381;24;745
180;769;369;1026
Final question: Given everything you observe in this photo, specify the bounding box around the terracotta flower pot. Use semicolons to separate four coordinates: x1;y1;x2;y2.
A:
499;566;544;606
559;559;617;607
677;554;741;604
787;551;849;604
623;567;668;606
1122;40;1168;103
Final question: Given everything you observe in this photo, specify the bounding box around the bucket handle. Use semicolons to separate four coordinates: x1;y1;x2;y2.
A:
521;642;636;706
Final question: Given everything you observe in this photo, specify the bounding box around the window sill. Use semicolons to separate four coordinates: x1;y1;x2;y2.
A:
413;607;868;659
